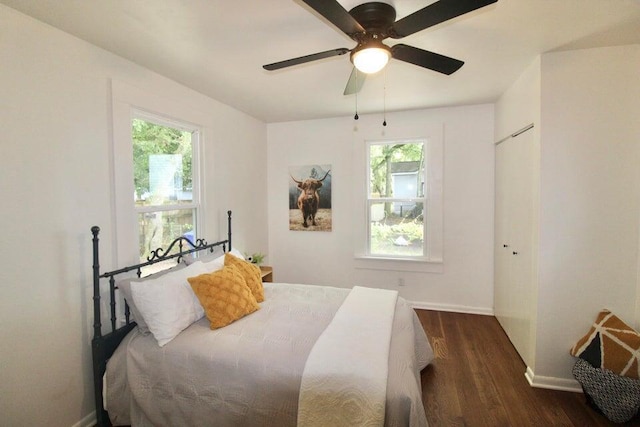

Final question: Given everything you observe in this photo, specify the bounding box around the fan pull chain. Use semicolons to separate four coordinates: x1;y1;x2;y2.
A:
354;69;359;120
382;68;387;127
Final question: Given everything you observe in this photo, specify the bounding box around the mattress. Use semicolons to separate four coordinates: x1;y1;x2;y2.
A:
106;282;433;426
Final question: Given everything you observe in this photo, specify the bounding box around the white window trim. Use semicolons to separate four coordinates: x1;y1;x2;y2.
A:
111;79;210;267
352;125;443;273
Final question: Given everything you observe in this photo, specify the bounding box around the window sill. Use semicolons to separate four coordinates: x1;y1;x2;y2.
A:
354;256;443;273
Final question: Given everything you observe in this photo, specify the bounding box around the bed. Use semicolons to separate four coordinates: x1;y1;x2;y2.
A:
91;211;434;426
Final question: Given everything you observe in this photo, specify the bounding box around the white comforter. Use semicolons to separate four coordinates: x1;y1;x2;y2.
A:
298;286;398;427
106;282;433;427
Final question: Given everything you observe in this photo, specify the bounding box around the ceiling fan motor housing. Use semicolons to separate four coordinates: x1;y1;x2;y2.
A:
348;2;395;73
348;2;396;40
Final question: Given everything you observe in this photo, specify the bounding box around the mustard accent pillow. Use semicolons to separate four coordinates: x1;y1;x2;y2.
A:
187;264;260;330
224;253;265;303
571;309;640;379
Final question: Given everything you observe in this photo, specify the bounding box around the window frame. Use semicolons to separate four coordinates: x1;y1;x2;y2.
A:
111;79;209;269
353;127;443;273
131;110;202;263
365;139;428;259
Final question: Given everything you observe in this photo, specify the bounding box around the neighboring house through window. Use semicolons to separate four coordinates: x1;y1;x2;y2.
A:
356;129;443;272
367;140;426;258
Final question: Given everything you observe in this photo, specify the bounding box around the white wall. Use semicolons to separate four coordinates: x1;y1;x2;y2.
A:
495;57;541;142
493;45;640;388
536;45;640;380
267;105;495;312
0;5;267;426
494;58;541;370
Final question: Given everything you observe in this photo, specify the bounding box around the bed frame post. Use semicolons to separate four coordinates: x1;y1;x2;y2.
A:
91;226;109;426
91;226;102;338
227;210;232;250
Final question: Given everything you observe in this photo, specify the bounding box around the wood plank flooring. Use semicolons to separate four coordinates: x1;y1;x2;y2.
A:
416;310;640;426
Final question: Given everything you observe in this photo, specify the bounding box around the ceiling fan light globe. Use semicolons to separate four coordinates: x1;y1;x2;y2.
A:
352;47;390;74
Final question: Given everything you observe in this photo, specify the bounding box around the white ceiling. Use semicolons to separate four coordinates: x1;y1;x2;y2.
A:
3;0;640;123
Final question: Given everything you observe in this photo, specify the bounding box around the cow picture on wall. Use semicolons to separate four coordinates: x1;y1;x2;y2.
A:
289;164;332;231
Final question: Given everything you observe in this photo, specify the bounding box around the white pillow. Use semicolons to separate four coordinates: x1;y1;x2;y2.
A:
187;248;245;272
182;247;223;265
117;263;187;335
229;248;245;260
182;247;244;265
201;255;224;272
130;261;208;347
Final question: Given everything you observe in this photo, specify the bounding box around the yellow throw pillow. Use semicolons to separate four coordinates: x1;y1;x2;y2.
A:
571;309;640;379
187;264;259;330
224;253;265;303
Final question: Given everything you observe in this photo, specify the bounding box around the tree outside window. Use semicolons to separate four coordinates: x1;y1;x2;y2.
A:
132;117;199;264
368;141;426;257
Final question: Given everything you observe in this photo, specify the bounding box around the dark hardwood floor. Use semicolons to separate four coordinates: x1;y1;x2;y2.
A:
416;310;640;427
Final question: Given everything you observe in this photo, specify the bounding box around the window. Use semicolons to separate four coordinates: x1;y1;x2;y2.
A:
367;140;426;258
354;121;442;271
111;80;212;275
131;113;200;265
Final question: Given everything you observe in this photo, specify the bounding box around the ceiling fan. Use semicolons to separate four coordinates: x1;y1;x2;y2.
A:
263;0;498;94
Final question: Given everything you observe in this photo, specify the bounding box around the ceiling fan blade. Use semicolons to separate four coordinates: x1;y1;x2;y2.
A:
391;0;498;38
343;67;367;95
391;44;464;75
263;48;350;71
301;0;365;37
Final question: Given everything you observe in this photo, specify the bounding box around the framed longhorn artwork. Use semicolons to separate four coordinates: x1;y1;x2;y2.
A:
289;164;332;231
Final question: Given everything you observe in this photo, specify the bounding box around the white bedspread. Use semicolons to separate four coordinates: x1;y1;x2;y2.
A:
105;282;432;427
298;286;398;427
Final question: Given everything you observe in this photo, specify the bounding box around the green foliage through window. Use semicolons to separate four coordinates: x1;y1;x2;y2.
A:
131;117;197;266
132;118;193;202
368;141;426;257
369;142;424;197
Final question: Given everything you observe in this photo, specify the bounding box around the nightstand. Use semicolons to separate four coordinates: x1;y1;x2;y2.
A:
260;266;273;283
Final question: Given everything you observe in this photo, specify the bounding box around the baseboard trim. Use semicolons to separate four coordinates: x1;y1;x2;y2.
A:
409;301;494;316
73;411;96;427
525;366;582;392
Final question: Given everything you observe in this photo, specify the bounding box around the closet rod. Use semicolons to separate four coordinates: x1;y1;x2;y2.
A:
495;123;534;145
